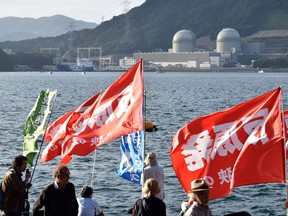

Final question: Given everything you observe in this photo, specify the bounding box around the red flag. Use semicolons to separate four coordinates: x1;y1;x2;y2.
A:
57;59;144;164
170;87;285;200
41;92;101;163
283;110;288;156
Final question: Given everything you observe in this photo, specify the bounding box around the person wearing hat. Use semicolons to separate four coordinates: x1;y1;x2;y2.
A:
181;179;212;216
77;186;104;216
132;178;166;216
142;152;165;200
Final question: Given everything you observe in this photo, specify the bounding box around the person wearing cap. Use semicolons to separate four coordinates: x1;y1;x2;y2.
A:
182;179;212;216
142;152;165;200
77;186;104;216
132;178;166;216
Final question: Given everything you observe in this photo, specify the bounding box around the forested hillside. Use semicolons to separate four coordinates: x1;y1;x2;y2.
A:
0;49;13;71
0;0;288;57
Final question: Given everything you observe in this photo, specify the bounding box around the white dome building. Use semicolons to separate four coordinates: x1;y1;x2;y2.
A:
216;28;241;53
172;30;196;52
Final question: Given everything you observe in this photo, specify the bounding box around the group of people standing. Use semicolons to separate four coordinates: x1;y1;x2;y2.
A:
130;152;211;216
0;155;104;216
0;153;253;216
130;152;165;216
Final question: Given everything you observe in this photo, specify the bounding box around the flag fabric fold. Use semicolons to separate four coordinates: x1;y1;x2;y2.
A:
41;92;101;163
116;131;144;184
42;58;144;164
283;110;288;157
23;89;56;167
170;87;285;200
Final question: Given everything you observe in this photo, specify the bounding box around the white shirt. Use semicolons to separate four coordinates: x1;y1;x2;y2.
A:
143;164;165;200
77;197;102;216
184;203;212;216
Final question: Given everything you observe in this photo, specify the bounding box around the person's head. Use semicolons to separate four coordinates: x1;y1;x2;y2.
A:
142;178;161;197
80;186;93;198
54;164;70;188
188;179;211;207
144;152;158;166
12;155;28;172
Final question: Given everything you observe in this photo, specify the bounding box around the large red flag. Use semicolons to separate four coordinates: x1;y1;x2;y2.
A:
283;110;288;156
170;87;285;200
41;92;101;163
57;58;144;164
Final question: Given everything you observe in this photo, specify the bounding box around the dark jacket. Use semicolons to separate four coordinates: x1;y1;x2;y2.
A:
133;196;166;216
32;182;78;216
0;169;27;215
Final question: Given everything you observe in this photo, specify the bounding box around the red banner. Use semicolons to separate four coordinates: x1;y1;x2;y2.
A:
42;93;101;162
170;87;285;200
47;59;144;164
284;110;288;156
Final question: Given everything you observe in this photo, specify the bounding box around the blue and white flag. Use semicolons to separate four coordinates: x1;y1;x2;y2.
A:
116;131;144;184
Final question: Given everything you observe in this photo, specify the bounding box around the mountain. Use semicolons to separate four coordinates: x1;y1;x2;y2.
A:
0;0;288;57
0;15;97;42
0;49;13;71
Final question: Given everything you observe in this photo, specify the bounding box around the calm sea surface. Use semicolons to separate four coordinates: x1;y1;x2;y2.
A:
1;71;288;216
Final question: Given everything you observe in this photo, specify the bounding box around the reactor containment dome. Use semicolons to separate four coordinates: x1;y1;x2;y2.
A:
172;30;196;53
216;28;241;53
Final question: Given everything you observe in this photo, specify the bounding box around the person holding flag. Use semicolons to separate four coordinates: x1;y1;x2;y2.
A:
0;155;32;216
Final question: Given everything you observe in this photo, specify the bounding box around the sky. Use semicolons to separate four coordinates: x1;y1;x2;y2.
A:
0;0;146;24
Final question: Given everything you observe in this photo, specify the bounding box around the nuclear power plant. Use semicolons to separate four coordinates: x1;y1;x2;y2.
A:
132;28;266;70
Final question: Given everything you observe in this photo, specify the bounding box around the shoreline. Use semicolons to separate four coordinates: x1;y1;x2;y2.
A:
156;67;288;73
2;67;288;73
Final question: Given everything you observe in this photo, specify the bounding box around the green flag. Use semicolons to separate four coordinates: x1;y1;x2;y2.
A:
23;89;57;167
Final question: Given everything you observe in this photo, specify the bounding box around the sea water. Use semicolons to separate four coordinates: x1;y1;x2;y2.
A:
0;71;288;216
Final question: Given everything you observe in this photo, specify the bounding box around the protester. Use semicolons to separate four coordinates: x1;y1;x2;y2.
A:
0;155;32;216
132;178;166;216
142;152;164;200
127;152;165;214
180;179;212;216
77;186;104;216
32;164;78;216
179;179;251;216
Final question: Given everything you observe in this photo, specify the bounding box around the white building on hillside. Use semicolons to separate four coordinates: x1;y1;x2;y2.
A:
119;57;136;69
132;28;265;69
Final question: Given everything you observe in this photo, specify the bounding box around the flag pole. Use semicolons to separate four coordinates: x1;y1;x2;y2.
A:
29;90;58;183
280;86;288;215
90;149;97;188
143;89;147;157
142;59;146;191
23;90;57;216
89;90;102;188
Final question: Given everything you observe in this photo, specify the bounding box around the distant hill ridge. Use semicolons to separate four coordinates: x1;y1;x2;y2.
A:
0;15;97;42
0;0;288;55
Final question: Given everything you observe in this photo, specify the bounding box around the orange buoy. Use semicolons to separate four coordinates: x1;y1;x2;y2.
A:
145;121;157;132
